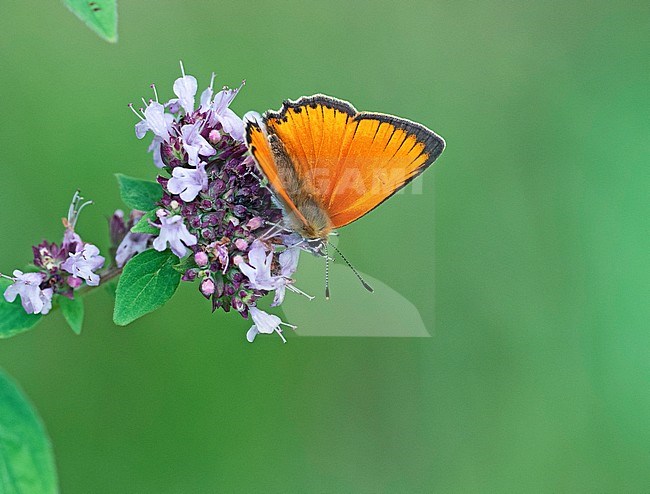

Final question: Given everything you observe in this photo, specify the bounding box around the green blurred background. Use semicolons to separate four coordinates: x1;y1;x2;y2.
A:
1;1;649;492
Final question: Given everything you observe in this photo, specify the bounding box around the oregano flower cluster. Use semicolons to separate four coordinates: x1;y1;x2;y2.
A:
1;192;107;324
1;63;311;343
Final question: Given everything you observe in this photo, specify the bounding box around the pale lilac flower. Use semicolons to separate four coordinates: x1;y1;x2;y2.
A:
62;228;82;253
172;63;197;114
135;102;175;141
272;247;301;306
199;72;216;113
153;214;197;258
209;83;246;141
3;270;53;315
62;244;105;287
238;240;276;290
246;306;296;343
115;232;152;268
180;123;216;166
167;163;208;202
149;136;165;169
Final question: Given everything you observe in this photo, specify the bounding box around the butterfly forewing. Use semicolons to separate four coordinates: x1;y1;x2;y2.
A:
245;94;445;235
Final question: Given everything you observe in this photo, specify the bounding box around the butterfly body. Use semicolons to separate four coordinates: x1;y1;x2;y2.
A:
245;94;445;248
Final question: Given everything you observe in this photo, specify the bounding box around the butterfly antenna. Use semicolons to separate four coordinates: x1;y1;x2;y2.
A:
325;243;331;300
330;243;374;293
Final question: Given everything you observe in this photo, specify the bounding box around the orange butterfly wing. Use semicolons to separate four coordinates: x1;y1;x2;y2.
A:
245;116;310;227
247;95;445;230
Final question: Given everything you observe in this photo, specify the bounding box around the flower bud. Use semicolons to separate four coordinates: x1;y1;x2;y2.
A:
182;269;197;282
233;204;247;217
67;276;83;289
194;251;209;267
234;238;248;251
208;129;221;143
200;277;215;298
109;210;127;246
246;217;263;230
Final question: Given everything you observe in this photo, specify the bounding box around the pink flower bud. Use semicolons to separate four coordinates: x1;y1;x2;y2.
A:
234;238;248;251
194;251;209;267
208;129;221;143
246;217;263;230
67;276;83;289
200;277;215;298
233;255;244;266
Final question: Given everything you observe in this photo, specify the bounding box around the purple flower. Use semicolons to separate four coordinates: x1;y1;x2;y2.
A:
272;247;301;306
115;232;152;268
135;102;174;141
149;136;165;169
130;65;308;336
109;210;127;246
167;164;208;202
209;83;246;141
62;244;105;287
3;270;53;315
238;240;276;291
152;214;197;258
180;122;215;166
199;72;216;113
132;100;176;168
62;228;82;253
171;63;197;114
246;306;296;343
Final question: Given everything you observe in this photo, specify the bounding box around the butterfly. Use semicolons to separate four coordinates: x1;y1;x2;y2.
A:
245;94;445;295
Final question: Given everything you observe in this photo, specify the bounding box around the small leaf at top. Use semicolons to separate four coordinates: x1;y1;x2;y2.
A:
0;368;58;493
113;249;181;326
131;210;159;235
59;296;84;335
64;0;118;43
115;174;162;211
0;279;43;339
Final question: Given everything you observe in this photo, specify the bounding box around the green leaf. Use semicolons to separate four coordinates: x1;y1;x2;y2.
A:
59;297;84;335
0;279;43;339
63;0;118;43
130;210;159;235
113;249;181;326
173;255;196;274
0;368;58;493
103;278;118;298
115;174;162;211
